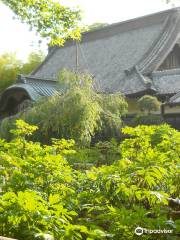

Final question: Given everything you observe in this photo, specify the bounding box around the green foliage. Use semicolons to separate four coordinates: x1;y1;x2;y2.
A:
75;124;180;239
67;139;120;168
127;114;165;127
21;51;45;74
57;69;93;91
82;22;109;32
0;121;179;239
0;70;127;145
22;88;102;145
0;51;44;93
138;95;161;115
10;119;38;137
98;93;128;139
88;22;109;30
0;120;101;239
0;117;15;140
2;0;82;45
0;52;21;92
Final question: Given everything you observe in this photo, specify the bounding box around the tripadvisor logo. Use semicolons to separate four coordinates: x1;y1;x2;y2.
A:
135;227;173;235
135;227;143;236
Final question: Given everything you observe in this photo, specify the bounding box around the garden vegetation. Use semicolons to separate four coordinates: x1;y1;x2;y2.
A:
0;70;128;145
0;120;179;239
0;51;45;93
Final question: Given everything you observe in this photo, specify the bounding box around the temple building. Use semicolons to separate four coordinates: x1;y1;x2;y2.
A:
0;8;180;127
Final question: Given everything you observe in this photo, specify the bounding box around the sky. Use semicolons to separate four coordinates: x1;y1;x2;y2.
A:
0;0;179;61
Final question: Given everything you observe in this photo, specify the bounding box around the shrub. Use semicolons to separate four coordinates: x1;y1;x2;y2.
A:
138;95;161;115
67;138;120;168
0;121;179;239
77;124;180;239
127;114;165;127
0;120;107;239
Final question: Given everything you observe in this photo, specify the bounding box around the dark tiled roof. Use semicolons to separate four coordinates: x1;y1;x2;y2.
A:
1;8;180;106
7;83;40;100
31;15;165;93
30;7;180;96
152;69;180;95
26;78;59;97
0;83;40;112
0;78;60;111
7;77;59;98
167;91;180;105
116;67;155;95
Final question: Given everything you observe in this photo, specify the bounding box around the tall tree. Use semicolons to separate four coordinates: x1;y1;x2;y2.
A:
21;51;45;74
0;52;21;92
1;0;82;45
0;51;45;93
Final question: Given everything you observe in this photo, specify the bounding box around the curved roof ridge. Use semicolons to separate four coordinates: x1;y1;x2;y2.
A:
0;83;41;112
24;75;57;82
134;66;153;87
152;68;180;76
165;91;180;105
136;10;180;73
169;91;180;102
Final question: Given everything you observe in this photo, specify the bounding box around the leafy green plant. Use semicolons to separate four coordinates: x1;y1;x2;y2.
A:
138;95;161;115
0;120;107;239
67;138;120;169
75;124;180;239
0;121;179;239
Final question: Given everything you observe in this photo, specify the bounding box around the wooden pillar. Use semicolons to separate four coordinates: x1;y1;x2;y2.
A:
161;103;165;116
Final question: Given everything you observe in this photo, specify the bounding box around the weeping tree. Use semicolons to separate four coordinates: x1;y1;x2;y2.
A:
0;70;128;145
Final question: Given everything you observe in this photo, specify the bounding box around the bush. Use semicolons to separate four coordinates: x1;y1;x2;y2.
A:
77;124;180;239
67;138;120;168
0;121;179;239
127;114;165;127
138;95;161;115
0;120;107;239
